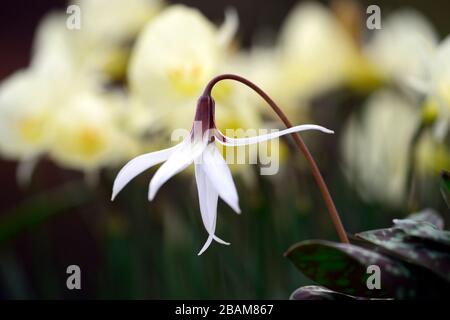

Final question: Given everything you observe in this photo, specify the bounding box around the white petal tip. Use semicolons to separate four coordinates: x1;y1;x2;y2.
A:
197;246;209;256
198;235;215;255
213;235;230;246
111;194;116;201
148;188;156;202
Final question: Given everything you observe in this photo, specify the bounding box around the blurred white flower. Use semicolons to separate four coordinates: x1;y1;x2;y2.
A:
128;5;240;133
365;9;438;89
0;13;78;162
341;90;420;207
112;95;333;254
278;2;361;101
413;36;450;139
0;12;139;176
48;89;138;172
73;0;163;42
0;70;54;160
70;0;164;79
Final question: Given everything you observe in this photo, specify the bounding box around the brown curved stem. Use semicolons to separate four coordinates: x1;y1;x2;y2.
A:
204;74;349;244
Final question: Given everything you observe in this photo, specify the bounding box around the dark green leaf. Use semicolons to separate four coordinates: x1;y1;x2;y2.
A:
356;223;450;282
285;240;418;299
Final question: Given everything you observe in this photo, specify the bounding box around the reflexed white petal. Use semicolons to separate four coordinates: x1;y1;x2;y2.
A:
148;140;206;201
202;144;241;214
215;124;334;146
111;144;179;200
195;163;230;256
198;236;214;256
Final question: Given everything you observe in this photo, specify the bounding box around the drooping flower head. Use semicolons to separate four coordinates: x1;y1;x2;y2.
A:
112;75;334;255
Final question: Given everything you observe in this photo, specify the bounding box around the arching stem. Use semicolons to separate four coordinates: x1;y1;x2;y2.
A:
204;74;349;244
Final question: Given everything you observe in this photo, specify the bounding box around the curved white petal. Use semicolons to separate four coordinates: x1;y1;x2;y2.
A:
215;124;334;146
195;163;217;232
111;145;179;201
148;140;205;201
198;236;214;256
202;144;241;214
195;162;230;256
198;235;230;256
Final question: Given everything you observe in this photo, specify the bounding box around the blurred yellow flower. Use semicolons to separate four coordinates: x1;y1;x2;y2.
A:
341;90;420;207
73;0;163;42
365;9;437;89
0;12;140;175
416;131;450;175
71;0;164;79
128;5;240;133
0;70;54;160
278;2;363;102
421;36;450;139
48;89;138;171
0;13;77;161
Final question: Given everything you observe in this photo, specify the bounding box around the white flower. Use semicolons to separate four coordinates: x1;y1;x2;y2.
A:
128;5;238;132
365;9;438;89
278;2;359;100
341;90;419;207
414;36;450;139
112;95;333;255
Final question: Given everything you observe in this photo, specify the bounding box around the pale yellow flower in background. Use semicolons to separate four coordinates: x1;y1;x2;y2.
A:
73;0;163;42
365;9;438;90
341;90;420;207
412;36;450;139
0;70;54;160
31;12;78;78
226;48;288;116
416;131;450;175
277;2;362;103
128;5;239;133
428;36;450;137
0;13;80;162
48;89;138;172
0;12;139;177
71;0;164;79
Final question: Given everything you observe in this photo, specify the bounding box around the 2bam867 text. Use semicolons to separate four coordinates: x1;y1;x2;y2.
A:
218;304;274;315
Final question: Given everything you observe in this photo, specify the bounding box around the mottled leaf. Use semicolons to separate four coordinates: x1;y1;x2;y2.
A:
356;224;450;282
442;171;450;209
285;240;419;299
290;285;360;300
397;209;444;230
393;218;450;248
